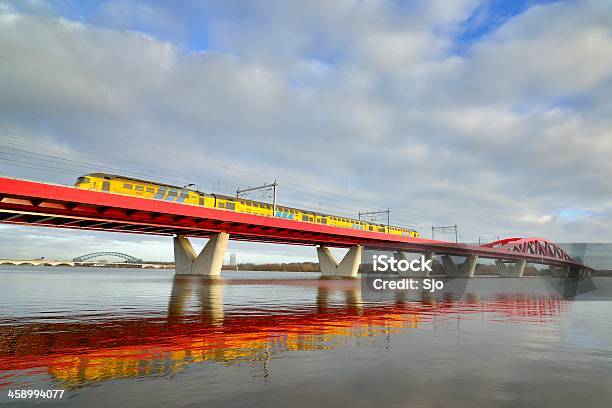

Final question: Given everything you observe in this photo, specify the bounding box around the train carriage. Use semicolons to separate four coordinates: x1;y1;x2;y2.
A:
75;173;419;238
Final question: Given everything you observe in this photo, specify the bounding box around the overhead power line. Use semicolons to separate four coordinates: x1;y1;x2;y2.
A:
0;124;516;240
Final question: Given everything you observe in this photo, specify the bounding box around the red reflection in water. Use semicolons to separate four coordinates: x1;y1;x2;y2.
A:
0;277;568;389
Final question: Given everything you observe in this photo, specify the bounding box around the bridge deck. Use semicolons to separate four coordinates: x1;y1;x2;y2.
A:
0;177;584;267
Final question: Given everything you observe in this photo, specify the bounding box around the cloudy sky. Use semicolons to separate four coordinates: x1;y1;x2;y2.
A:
0;0;611;262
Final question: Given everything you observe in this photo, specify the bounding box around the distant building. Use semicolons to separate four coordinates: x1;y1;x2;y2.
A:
230;253;237;268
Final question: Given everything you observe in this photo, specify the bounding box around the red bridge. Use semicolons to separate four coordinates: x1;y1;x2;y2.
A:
0;177;589;278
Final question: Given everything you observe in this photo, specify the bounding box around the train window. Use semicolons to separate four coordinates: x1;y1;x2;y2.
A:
218;202;226;208
123;183;132;189
199;197;204;206
135;185;144;191
369;226;373;231
77;177;90;184
226;202;235;210
154;188;166;199
302;214;309;221
146;187;155;193
180;193;189;198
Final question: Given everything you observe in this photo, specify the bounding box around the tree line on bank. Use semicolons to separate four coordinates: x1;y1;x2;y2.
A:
223;261;611;275
223;262;320;272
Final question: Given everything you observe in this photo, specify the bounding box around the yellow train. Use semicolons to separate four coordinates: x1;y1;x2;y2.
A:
75;173;419;237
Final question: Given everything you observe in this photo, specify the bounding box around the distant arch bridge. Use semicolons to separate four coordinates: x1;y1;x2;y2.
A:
73;252;143;264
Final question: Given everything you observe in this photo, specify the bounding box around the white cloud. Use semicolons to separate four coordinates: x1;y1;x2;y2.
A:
1;0;612;262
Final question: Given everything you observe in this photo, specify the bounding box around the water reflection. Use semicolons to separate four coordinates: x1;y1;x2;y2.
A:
0;275;569;390
168;276;224;325
315;281;363;314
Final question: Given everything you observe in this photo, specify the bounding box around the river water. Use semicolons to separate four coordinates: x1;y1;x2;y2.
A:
0;266;611;407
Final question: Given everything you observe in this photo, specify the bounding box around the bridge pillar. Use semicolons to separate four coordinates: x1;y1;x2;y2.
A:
393;251;435;277
580;267;591;278
317;245;362;279
441;254;478;277
550;265;570;277
568;266;589;278
495;259;526;277
173;233;229;277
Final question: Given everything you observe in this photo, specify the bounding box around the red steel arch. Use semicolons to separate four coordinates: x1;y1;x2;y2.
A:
481;238;573;262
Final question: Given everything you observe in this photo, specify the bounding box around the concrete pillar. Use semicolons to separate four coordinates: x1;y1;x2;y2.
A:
550;265;570;277
173;233;229;277
568;266;588;278
393;251;407;276
393;251;435;277
441;254;478;277
317;245;362;278
575;266;591;278
495;259;526;277
423;251;435;276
